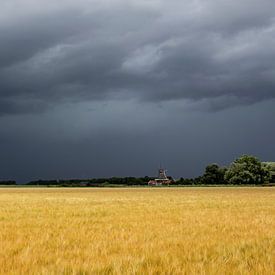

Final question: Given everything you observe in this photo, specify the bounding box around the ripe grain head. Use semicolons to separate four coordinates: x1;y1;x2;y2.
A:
0;187;274;274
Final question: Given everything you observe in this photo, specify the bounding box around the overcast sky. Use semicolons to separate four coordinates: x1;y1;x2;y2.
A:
1;0;275;183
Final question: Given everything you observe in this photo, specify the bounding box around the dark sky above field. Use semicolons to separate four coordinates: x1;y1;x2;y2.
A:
1;0;275;183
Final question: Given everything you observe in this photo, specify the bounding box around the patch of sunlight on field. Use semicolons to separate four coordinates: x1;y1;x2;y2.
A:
0;187;274;274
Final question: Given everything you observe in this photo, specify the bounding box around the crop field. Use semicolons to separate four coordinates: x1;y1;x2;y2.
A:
0;187;274;274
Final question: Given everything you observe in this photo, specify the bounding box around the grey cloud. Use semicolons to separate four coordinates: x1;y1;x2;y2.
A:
0;0;275;116
1;98;274;183
2;0;275;184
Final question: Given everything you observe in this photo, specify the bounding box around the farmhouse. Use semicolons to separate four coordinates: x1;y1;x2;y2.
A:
148;168;173;186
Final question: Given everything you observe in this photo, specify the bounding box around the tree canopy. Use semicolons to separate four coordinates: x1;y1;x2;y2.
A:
201;163;227;185
225;155;271;185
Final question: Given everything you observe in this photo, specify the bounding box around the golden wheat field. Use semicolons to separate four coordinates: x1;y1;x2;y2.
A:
0;187;274;275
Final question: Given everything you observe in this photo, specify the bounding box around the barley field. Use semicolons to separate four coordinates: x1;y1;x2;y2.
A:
0;187;274;274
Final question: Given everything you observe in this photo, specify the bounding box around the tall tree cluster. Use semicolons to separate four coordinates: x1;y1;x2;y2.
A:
195;155;271;185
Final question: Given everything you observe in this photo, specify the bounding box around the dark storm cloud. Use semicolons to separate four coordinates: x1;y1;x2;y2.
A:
1;0;275;184
1;0;275;115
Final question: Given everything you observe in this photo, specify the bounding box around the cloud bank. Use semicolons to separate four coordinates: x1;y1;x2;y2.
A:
1;0;275;115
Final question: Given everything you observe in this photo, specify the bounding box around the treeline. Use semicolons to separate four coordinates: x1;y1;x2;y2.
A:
0;180;16;185
26;176;154;187
177;155;274;186
26;155;274;187
2;154;275;187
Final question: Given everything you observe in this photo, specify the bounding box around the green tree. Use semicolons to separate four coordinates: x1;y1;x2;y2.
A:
202;163;227;185
261;163;272;183
225;155;270;185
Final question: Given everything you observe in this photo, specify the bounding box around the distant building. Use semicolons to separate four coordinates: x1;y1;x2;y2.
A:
148;168;173;186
